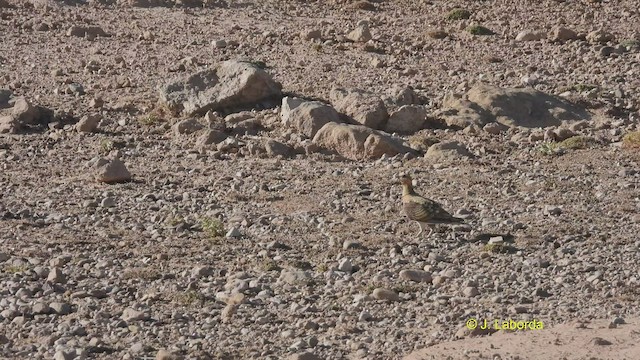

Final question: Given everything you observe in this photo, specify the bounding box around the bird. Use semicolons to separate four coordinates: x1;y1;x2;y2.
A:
399;174;464;237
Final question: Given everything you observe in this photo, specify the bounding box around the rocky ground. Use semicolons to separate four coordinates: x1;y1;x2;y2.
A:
1;0;640;359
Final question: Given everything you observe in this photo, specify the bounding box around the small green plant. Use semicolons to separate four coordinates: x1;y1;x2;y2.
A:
138;104;170;126
447;9;472;20
483;243;514;254
138;113;162;126
467;25;495;36
316;263;329;273
201;217;225;238
122;267;160;280
573;84;597;93
291;260;312;270
175;290;206;306
558;136;596;150
311;43;323;52
100;139;114;154
426;30;448;39
620;39;639;49
536;142;561;156
623;131;640;149
262;260;281;272
394;284;419;294
4;265;28;273
166;216;185;227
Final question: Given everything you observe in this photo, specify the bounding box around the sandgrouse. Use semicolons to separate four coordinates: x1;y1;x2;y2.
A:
400;174;464;237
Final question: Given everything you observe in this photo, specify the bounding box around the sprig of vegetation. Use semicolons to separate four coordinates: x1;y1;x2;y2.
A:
467;25;495;36
447;9;471;20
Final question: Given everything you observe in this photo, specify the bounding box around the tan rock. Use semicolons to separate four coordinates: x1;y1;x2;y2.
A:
313;122;412;160
95;158;132;184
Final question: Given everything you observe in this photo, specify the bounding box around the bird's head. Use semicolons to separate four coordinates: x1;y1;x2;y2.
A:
399;173;413;186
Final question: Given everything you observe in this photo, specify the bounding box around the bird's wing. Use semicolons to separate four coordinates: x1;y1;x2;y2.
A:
403;195;462;223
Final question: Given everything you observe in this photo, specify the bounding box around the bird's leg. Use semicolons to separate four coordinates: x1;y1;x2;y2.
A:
415;222;424;237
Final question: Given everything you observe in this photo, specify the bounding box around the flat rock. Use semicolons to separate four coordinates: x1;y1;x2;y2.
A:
441;84;590;128
399;269;432;283
515;30;546;41
159;60;282;116
312;122;413;160
384;105;428;134
280;97;341;138
330;87;388;129
372;288;399;302
425;141;472;161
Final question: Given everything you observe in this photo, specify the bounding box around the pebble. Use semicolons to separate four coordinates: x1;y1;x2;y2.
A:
226;227;242;238
338;258;353;273
372;288;399;302
399;269;432;283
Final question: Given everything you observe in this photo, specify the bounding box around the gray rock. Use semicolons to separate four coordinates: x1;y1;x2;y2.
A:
399;269;432;283
329;87;388;129
196;129;227;147
12;97;41;125
280;97;341;138
156;349;184;360
225;227;242;238
488;236;504;244
425;141;472;161
54;350;74;360
347;24;372;42
384;105;428;134
95;158;132;183
372;288;399;302
47;267;66;283
463;286;480;297
76;114;101;132
313;122;413;160
32;302;51;315
67;25;108;38
265;139;293;158
278;269;311;285
159;60;282;116
586;29;614;44
121;308;148;322
543;205;562;216
515;30;546;41
192;266;214;278
287;351;320;360
172;118;203;135
50;302;72;315
301;29;322;41
441;84;590;128
386;85;425;106
483;122;507;135
337;258;353;273
549;26;577;42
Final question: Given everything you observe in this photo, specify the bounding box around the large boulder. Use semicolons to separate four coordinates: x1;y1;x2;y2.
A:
159;60;282;116
425;141;473;161
312;122;413;160
329;87;388;130
280;97;342;138
439;84;590;128
384;105;428;134
0;95;54;134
